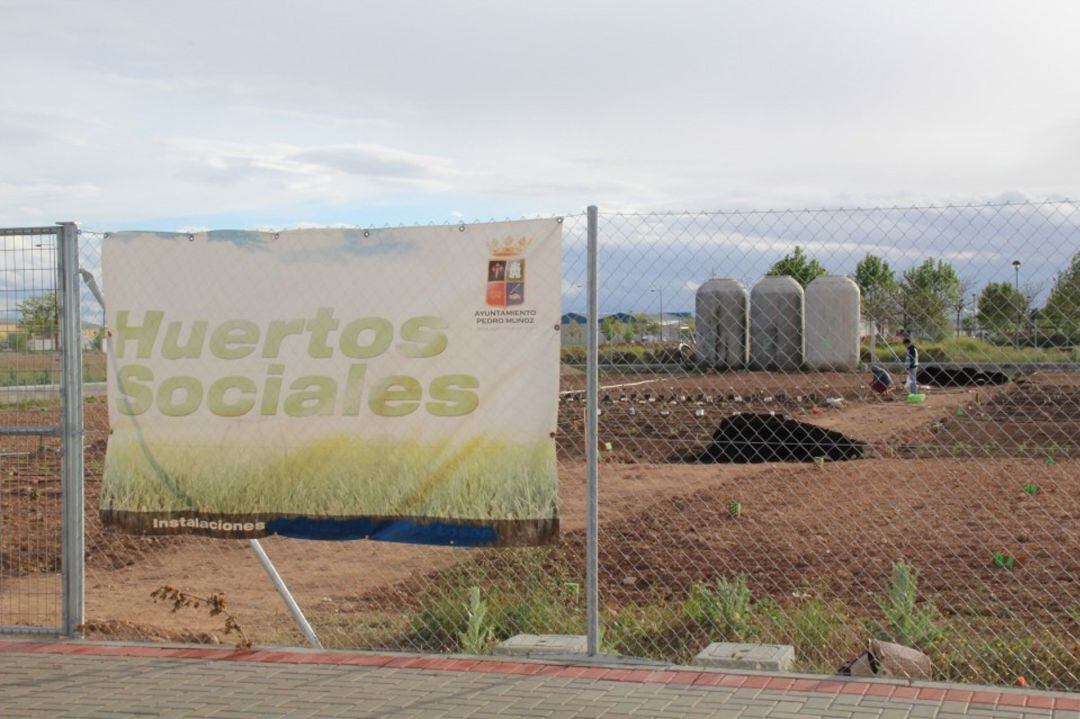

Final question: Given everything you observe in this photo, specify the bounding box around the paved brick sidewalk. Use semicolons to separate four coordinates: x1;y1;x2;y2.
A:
0;642;1076;718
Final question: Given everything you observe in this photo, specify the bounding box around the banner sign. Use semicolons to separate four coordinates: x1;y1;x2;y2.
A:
101;220;562;546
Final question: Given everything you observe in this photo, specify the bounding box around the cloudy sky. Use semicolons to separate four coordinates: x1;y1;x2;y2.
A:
3;1;1080;313
4;0;1080;230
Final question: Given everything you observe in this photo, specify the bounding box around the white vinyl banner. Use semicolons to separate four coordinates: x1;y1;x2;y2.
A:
101;220;562;546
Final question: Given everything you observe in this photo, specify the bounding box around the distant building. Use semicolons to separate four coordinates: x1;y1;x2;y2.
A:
561;311;693;345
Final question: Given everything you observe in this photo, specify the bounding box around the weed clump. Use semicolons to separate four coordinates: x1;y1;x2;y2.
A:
683;576;757;641
870;560;944;650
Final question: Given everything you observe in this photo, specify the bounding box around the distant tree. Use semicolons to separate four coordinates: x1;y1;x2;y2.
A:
621;325;635;343
1043;251;1080;339
766;246;826;287
600;317;624;343
6;332;28;351
632;312;660;340
564;322;583;344
898;260;960;340
853;254;898;330
977;282;1028;335
17;292;59;341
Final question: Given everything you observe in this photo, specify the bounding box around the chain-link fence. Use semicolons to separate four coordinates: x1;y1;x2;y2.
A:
592;203;1079;691
0;227;63;633
2;202;1078;691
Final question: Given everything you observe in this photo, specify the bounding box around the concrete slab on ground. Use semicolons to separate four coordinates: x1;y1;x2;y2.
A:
694;642;796;671
494;633;587;657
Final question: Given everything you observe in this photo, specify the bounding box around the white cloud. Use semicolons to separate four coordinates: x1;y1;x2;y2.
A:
292;144;456;183
3;1;1080;226
0;182;101;200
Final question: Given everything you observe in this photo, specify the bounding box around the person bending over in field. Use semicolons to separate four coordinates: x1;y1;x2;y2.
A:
869;364;894;397
902;336;919;395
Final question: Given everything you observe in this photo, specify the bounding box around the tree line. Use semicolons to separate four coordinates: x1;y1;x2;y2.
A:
766;246;1080;343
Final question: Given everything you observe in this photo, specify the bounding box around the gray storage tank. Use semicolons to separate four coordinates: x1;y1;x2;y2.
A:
695;279;749;369
805;276;861;371
750;276;805;371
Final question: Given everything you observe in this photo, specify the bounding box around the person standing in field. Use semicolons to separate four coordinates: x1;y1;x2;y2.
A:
902;336;919;394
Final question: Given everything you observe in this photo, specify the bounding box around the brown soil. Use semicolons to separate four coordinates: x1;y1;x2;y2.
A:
558;371;1017;463
893;378;1080;459
358;458;1078;627
591;458;1079;620
0;403;187;581
2;370;1078;649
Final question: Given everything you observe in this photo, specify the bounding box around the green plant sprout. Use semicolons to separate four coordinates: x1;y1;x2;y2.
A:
993;552;1015;571
1022;484;1039;495
728;500;742;518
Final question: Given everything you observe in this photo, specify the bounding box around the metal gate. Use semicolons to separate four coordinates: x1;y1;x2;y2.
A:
0;223;82;636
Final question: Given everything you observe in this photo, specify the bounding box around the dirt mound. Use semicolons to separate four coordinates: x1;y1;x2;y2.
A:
918;366;1010;387
693;413;864;463
893;382;1080;459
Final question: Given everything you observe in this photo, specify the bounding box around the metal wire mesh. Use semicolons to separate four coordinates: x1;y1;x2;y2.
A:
0;227;62;631
5;202;1080;692
593;202;1079;690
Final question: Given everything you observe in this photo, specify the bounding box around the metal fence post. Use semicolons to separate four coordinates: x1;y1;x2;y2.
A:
585;206;600;655
58;221;85;636
248;539;323;648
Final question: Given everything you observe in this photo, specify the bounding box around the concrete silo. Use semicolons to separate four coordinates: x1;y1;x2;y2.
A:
750;276;805;371
695;279;749;369
805;276;861;371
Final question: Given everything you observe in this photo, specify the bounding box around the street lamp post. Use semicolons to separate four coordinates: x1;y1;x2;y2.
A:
1012;260;1021;349
650;287;664;343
